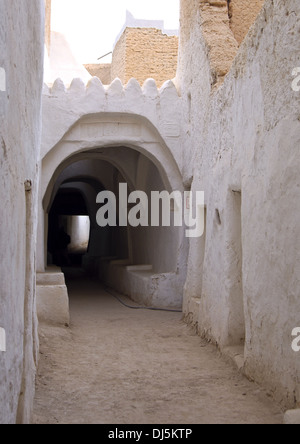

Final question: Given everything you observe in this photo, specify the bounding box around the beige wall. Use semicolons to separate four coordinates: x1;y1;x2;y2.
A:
111;30;127;83
179;0;238;88
229;0;265;45
45;0;52;52
112;28;178;87
178;0;265;87
84;64;111;85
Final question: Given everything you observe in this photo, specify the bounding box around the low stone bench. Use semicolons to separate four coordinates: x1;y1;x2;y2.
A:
36;267;70;326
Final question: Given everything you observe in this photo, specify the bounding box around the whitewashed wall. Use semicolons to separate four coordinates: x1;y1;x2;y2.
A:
39;0;299;409
0;0;44;424
40;79;187;308
177;0;300;408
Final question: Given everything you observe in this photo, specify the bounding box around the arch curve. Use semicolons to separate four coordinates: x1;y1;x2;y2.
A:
38;112;187;309
42;113;183;208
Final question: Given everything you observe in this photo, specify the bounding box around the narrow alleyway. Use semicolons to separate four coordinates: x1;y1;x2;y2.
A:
33;273;283;424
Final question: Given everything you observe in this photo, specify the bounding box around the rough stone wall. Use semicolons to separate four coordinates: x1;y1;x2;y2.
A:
84;64;111;85
111;28;178;87
0;0;44;424
178;0;300;408
228;0;265;45
45;0;52;53
111;31;127;84
199;0;238;84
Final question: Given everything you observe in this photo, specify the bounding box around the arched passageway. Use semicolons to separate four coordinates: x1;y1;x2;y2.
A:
38;112;187;309
48;187;90;267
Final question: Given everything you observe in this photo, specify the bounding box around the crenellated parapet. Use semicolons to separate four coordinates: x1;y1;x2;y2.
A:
42;76;182;171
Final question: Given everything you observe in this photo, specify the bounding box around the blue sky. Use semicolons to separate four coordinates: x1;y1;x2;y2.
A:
51;0;180;63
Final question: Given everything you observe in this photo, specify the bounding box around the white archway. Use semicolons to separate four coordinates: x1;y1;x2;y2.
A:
38;111;187;308
42;113;183;208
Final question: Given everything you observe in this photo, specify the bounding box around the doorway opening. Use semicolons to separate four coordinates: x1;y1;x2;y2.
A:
48;188;90;268
227;190;245;348
46;159;129;279
43;146;183;309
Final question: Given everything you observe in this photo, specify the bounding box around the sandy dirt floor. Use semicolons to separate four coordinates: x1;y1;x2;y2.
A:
33;274;283;424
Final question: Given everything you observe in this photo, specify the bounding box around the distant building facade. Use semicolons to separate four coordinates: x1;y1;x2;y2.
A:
85;11;179;86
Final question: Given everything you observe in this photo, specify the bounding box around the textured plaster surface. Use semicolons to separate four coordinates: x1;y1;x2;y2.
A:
0;0;44;424
178;0;300;408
